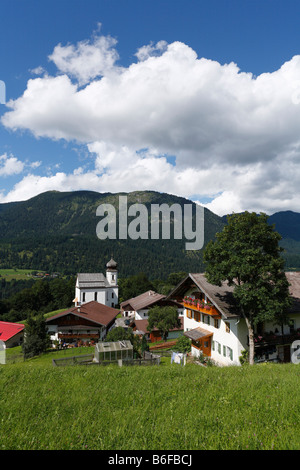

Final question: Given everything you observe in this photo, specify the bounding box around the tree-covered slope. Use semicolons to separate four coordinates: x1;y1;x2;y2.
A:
0;190;225;278
1;190;300;277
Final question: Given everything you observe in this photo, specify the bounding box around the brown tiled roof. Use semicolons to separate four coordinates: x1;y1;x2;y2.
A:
121;290;166;311
285;272;300;313
286;272;300;297
46;301;120;327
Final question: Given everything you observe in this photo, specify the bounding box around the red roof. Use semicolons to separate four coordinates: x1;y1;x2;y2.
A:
0;321;25;342
46;301;120;327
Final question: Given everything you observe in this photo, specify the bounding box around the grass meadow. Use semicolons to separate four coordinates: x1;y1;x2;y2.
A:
0;268;35;281
1;348;300;450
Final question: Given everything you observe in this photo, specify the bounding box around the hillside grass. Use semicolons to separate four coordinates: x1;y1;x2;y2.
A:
0;268;36;281
1;349;300;450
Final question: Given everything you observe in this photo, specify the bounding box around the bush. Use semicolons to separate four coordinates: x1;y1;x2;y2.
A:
173;335;191;353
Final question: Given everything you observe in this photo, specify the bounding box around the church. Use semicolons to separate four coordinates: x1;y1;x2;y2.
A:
74;257;118;308
46;257;120;346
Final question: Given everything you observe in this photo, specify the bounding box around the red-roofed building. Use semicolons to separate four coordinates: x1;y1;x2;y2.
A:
46;301;120;346
0;321;25;348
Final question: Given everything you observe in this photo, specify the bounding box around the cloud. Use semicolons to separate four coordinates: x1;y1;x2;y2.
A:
0;153;24;177
29;66;47;76
2;33;300;215
48;34;120;85
135;40;168;61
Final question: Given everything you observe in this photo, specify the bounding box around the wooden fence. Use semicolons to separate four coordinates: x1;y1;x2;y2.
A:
52;354;161;367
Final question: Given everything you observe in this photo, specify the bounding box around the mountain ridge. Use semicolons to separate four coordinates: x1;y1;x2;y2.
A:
0;190;299;277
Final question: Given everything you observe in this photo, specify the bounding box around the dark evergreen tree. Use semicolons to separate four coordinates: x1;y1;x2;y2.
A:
22;313;51;359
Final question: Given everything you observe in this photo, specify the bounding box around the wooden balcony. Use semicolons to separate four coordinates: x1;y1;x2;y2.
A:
183;301;221;318
58;333;100;340
254;331;300;348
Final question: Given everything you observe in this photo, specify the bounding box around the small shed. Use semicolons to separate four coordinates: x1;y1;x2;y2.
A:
95;340;133;362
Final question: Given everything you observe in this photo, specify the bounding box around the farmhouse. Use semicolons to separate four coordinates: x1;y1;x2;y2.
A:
120;290;183;342
46;301;120;346
167;272;300;365
121;290;183;320
0;321;25;348
74;257;118;308
131;317;184;343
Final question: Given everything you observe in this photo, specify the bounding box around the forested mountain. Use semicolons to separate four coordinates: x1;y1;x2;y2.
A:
0;190;225;279
0;190;299;279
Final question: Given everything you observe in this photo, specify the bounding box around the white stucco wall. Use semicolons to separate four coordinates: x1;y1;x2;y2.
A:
75;285;118;307
184;309;247;366
263;314;300;336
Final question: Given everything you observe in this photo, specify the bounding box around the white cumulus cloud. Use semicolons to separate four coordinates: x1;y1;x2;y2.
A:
0;154;24;177
2;33;300;215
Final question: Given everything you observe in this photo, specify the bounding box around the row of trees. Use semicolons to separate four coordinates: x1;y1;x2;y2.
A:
0;270;187;323
0;277;75;322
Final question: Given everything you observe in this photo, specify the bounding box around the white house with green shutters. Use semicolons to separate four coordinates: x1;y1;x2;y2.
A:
167;272;300;365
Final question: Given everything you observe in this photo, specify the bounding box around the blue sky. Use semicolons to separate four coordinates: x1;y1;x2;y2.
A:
1;0;300;215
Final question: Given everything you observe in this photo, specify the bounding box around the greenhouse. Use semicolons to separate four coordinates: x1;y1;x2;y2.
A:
95;340;133;362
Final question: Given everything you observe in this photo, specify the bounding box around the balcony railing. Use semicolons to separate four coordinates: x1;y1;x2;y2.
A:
254;331;300;347
182;300;220;317
58;333;100;339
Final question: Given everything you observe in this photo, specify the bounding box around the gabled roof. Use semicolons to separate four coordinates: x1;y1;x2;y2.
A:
0;321;25;342
120;290;166;311
46;301;120;327
77;273;111;288
168;271;300;319
167;273;239;319
285;272;300;313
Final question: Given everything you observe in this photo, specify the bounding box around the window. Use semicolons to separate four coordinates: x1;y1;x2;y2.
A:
214;318;219;329
94;292;98;301
112;292;114;298
225;322;230;333
218;342;221;354
289;319;295;333
82;293;85;302
186;309;192;319
223;346;233;360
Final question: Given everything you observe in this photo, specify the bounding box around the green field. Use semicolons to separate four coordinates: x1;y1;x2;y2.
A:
1;348;300;450
0;268;37;281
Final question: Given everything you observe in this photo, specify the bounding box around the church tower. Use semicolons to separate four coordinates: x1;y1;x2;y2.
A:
106;256;118;286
